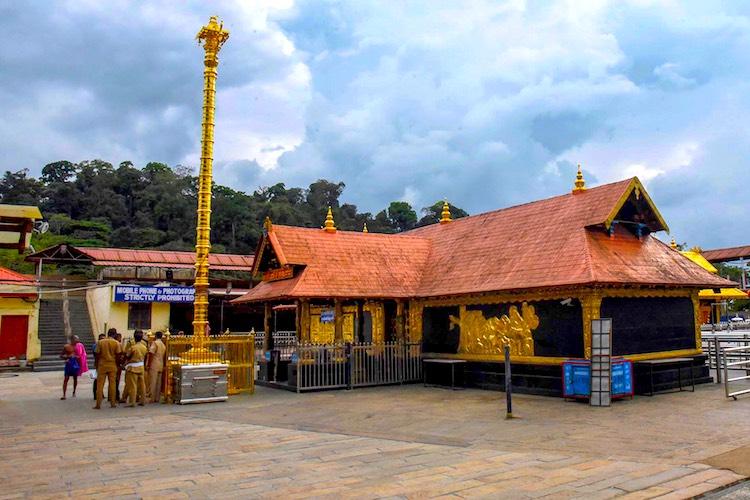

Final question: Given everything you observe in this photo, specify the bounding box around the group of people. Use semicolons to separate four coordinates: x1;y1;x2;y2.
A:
59;328;167;409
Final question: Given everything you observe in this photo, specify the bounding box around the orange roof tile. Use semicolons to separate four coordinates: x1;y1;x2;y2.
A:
26;245;253;272
702;244;750;263
242;226;430;300
233;178;733;304
0;266;33;283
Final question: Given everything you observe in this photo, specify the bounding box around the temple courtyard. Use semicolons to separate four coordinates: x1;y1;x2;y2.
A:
2;372;750;499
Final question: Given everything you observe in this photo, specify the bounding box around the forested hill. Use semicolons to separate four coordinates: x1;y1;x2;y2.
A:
0;160;468;273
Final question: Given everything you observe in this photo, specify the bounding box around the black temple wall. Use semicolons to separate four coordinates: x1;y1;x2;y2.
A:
422;306;460;353
602;297;695;355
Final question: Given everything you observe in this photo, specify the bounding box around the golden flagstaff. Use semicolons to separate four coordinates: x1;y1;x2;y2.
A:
186;16;229;361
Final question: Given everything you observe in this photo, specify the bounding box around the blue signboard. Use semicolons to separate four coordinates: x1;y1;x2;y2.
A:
320;310;335;323
113;285;195;303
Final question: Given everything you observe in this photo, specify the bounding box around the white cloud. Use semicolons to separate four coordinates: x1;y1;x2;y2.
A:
2;0;750;248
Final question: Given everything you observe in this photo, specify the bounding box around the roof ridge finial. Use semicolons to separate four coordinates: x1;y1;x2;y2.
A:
362;222;368;233
323;206;336;233
572;163;586;193
263;216;273;233
439;200;452;224
670;237;677;250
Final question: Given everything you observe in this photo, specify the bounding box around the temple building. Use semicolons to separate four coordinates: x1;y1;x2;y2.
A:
234;170;734;394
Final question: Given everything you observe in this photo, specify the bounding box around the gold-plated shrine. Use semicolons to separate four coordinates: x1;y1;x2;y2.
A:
235;167;733;395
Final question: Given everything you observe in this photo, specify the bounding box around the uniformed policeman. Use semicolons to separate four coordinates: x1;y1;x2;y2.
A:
147;331;167;404
94;329;122;409
124;330;148;407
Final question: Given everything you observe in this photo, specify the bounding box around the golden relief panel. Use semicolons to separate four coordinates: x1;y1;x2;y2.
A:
364;301;385;343
451;302;540;356
407;302;423;342
309;305;356;344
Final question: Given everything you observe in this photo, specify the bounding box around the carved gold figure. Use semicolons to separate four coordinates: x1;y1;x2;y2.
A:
452;302;540;356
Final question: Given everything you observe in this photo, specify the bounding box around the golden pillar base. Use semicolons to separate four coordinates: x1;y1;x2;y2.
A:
179;346;221;365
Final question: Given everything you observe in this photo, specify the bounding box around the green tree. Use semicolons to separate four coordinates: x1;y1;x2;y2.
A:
387;202;417;232
0;169;44;205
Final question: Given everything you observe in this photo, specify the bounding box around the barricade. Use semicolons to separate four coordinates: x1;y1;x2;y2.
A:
702;334;750;383
722;345;750;400
294;341;422;392
164;334;255;401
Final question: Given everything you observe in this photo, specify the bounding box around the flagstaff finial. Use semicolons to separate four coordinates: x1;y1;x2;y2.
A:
439;200;452;224
196;16;229;68
572;164;586;193
363;222;368;233
670;237;678;250
323;206;337;233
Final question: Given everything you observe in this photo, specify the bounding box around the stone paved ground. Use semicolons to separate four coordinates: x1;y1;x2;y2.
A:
1;372;749;499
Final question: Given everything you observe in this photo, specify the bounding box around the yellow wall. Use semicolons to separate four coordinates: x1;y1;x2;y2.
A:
87;284;171;342
0;296;40;361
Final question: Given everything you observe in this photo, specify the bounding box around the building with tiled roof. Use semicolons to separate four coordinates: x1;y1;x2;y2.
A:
235;172;734;394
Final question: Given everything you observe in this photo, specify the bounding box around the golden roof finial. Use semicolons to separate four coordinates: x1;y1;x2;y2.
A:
439;200;452;224
263;216;273;233
670;237;677;250
572;163;586;193
362;222;369;233
323;206;336;233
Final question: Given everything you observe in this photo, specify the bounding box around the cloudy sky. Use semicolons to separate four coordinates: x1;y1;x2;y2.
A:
2;1;749;248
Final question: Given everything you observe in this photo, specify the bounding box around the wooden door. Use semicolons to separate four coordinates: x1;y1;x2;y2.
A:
0;315;29;358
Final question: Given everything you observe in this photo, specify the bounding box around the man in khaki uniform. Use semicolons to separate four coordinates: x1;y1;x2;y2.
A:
94;329;122;409
124;330;148;407
147;331;166;404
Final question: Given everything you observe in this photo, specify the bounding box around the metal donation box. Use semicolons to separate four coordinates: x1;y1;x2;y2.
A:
562;357;633;400
174;363;229;404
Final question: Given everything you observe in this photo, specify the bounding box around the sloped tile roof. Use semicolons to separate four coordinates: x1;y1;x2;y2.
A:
234;178;733;303
242;226;431;300
27;245;253;271
0;266;33;283
702;244;750;263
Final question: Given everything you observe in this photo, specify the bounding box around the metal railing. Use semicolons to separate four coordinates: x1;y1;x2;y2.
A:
296;343;349;391
164;334;255;401
701;334;750;383
294;341;422;392
351;342;422;387
722;345;750;400
701;322;750;332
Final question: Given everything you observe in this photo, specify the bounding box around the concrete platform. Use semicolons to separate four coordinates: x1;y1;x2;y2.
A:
1;371;749;498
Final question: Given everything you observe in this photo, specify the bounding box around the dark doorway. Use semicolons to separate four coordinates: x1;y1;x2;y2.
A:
169;304;193;335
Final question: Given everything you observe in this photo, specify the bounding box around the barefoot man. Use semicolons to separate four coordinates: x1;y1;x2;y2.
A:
60;337;80;400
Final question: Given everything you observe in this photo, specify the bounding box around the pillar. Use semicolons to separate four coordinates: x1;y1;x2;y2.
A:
295;300;302;341
395;300;405;342
690;291;701;350
263;302;272;351
581;292;603;359
300;300;310;343
334;299;343;343
357;300;365;343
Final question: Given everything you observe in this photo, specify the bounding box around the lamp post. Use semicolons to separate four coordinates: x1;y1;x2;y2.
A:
184;16;229;363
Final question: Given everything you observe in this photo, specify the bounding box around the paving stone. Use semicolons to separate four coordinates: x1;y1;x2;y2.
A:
2;372;750;498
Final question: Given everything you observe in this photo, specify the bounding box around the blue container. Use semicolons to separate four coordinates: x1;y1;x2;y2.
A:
562;358;633;399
